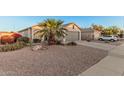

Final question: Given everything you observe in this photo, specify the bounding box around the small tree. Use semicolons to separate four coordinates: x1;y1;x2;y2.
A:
109;26;120;35
119;30;124;38
103;28;113;35
102;26;120;36
91;24;104;31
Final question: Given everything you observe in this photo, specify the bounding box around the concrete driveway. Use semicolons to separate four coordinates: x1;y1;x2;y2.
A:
79;43;124;76
76;41;116;51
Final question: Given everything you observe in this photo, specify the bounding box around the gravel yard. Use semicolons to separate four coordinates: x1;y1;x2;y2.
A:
0;45;107;76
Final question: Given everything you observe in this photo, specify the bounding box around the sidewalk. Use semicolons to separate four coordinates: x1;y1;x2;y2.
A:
79;43;124;76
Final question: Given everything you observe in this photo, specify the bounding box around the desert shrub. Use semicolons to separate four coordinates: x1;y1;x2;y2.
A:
0;42;27;52
17;37;29;43
33;39;41;43
56;40;62;45
66;41;77;46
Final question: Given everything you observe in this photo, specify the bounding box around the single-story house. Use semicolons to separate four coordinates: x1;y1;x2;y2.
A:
18;25;43;40
18;23;82;42
62;23;81;42
81;28;101;40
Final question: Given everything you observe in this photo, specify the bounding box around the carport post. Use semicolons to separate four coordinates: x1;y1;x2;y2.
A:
79;31;81;41
29;27;33;43
63;30;66;44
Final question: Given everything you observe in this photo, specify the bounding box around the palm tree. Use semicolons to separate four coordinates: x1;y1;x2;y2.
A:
35;19;67;45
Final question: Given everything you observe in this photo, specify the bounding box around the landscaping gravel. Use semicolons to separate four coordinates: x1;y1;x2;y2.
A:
0;45;107;76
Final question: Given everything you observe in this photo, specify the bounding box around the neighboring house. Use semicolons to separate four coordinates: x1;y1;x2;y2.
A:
18;23;82;42
81;28;101;40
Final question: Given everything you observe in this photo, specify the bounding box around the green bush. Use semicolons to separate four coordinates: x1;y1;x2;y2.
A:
17;37;29;43
0;42;27;52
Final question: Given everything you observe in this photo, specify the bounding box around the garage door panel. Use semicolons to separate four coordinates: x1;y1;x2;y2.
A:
66;32;79;41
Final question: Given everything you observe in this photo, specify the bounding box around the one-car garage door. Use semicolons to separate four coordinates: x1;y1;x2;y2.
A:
66;31;80;41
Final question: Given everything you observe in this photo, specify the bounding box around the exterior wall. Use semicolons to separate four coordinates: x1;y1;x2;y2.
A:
19;29;30;38
93;30;101;39
18;28;33;42
81;29;101;40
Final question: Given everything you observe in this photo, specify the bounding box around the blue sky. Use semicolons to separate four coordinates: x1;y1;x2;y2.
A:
0;16;123;32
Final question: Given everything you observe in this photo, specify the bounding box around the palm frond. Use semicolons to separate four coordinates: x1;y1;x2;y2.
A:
37;18;66;42
34;29;49;38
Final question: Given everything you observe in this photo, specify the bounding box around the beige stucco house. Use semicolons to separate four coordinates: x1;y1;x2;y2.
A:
62;23;81;42
18;23;82;42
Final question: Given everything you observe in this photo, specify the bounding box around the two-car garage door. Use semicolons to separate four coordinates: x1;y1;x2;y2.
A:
65;31;80;41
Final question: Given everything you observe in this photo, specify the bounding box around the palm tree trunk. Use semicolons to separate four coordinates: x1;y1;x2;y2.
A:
48;32;56;45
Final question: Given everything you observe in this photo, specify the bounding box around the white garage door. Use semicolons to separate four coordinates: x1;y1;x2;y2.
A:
66;31;79;41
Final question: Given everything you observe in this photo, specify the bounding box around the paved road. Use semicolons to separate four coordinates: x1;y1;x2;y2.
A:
76;41;116;51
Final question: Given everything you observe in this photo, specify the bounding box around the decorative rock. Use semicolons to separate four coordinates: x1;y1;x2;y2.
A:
32;45;43;51
32;45;48;51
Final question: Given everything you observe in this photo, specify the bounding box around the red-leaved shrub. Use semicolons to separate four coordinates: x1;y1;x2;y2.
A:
0;32;22;44
1;35;15;44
